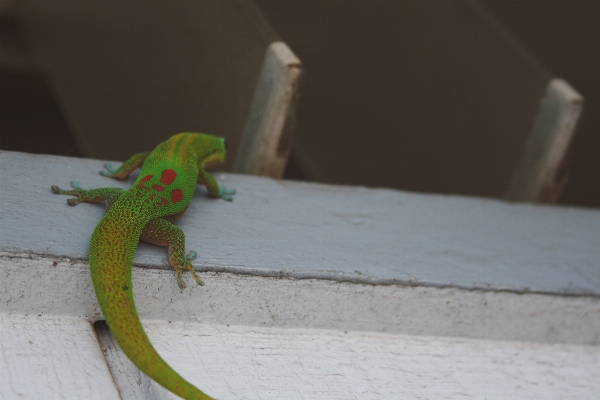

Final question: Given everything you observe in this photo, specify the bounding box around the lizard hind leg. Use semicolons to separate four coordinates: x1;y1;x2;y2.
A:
51;182;124;208
140;218;205;290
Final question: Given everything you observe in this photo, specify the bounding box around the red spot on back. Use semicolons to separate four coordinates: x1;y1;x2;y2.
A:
136;174;153;189
160;169;176;185
153;184;164;192
170;188;183;204
161;197;169;206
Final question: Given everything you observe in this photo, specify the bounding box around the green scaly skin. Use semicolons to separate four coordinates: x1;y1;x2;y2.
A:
51;133;236;400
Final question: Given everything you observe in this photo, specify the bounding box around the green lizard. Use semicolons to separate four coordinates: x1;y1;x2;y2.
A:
51;132;235;400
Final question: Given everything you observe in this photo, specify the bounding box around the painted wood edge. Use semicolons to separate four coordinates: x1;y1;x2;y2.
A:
233;41;303;178
505;78;584;202
3;253;599;346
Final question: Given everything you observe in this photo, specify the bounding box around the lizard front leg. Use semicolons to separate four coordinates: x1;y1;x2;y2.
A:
100;151;151;180
140;218;202;289
197;169;236;201
51;181;124;209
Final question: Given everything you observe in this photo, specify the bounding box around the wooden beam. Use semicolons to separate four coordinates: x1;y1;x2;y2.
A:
506;79;583;202
234;41;302;178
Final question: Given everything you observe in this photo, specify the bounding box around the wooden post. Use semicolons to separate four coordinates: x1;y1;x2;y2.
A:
234;41;302;179
505;79;583;203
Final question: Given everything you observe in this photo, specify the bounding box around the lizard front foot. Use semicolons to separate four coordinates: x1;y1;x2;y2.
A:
51;183;124;206
218;187;236;201
51;181;87;205
99;163;118;177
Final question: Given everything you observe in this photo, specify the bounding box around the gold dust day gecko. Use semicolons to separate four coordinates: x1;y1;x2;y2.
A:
51;133;235;400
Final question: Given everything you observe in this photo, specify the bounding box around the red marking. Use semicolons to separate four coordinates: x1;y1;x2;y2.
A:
139;175;153;183
160;169;176;185
170;188;183;204
149;193;156;200
153;184;164;192
136;175;153;189
161;198;169;206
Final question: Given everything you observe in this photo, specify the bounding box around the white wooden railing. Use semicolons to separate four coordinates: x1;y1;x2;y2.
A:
1;150;599;399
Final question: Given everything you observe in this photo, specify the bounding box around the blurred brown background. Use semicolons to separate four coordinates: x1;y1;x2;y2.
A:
1;1;598;208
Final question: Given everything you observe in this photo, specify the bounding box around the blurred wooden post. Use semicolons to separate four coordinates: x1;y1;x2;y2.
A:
234;41;302;178
14;1;301;175
505;79;583;203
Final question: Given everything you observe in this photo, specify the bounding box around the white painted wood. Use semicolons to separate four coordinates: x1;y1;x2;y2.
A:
2;254;599;346
1;150;599;398
1;150;599;296
0;314;121;400
506;79;584;202
95;321;172;400
2;310;598;399
85;322;600;399
234;41;302;178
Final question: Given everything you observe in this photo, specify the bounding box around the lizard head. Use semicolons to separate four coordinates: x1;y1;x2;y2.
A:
195;133;227;168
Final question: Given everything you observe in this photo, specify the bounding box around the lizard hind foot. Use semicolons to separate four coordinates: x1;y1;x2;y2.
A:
176;270;187;290
191;274;205;286
188;266;205;287
184;251;205;286
185;251;198;262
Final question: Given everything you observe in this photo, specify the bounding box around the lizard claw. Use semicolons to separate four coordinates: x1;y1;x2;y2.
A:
177;275;186;290
51;184;64;194
185;251;198;262
51;182;85;205
183;251;205;286
70;181;85;190
99;163;118;177
219;187;236;201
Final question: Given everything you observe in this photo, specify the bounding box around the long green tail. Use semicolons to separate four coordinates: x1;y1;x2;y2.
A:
89;212;212;400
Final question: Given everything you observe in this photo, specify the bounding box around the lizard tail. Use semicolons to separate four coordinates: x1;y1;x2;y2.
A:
89;213;213;400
